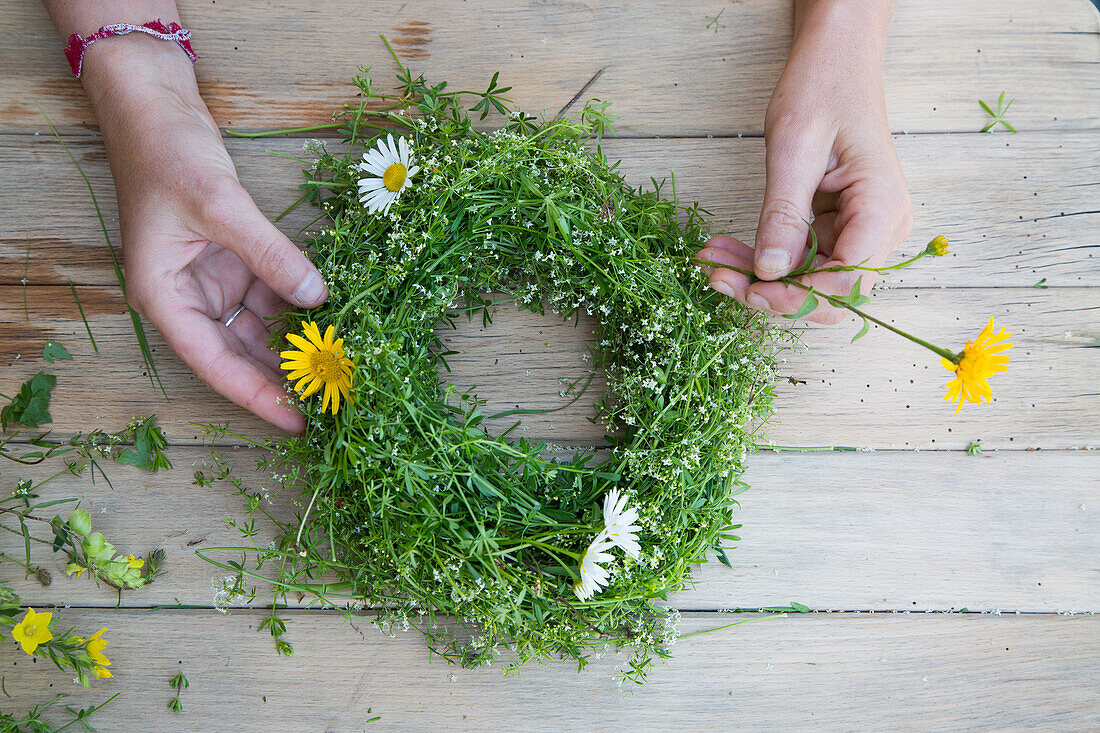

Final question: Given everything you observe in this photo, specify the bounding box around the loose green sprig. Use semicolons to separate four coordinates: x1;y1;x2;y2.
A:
979;91;1016;133
705;8;727;32
0;689;121;731
201;54;788;685
167;672;188;712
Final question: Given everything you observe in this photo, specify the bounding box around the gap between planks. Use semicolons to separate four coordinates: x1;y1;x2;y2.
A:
5;448;1096;613
1;611;1096;731
3;132;1097;289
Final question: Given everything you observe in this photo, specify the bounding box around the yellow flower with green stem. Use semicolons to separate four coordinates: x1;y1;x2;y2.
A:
11;608;53;655
693;233;1011;413
942;318;1013;414
280;321;355;416
73;626;112;679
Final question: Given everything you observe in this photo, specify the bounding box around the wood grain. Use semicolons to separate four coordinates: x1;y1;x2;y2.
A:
2;1;1097;136
2;132;1097;289
0;285;1096;450
4;448;1096;612
2;610;1096;731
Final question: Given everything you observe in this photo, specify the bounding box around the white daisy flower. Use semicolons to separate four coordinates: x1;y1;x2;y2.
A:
357;133;420;214
602;489;641;560
573;533;614;601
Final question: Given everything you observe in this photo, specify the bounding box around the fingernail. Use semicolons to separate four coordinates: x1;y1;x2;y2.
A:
708;281;735;298
755;248;791;274
746;293;771;311
293;270;327;307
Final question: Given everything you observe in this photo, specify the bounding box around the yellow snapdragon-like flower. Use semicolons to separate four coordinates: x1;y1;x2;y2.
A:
942;318;1013;414
280;321;355;416
11;608;53;655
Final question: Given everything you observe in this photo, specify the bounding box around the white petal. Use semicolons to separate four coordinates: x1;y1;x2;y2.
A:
358;178;385;193
362;147;390;169
360;161;388;177
398;136;410;167
364;190;393;207
405;165;420;180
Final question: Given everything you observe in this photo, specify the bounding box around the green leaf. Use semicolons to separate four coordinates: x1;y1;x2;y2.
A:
783;292;818;320
1;371;56;431
846;275;871;307
790;222;819;275
1033;278;1048;289
979;99;995;117
115;416;172;472
851;317;871;343
42;340;72;363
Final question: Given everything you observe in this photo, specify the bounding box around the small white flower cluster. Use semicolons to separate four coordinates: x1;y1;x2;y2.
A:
574;489;641;601
211;574;248;614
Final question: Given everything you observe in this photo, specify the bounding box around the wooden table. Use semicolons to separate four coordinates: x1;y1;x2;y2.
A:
2;1;1098;729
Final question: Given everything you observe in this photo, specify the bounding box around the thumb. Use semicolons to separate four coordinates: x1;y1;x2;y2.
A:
203;186;328;308
754;132;829;280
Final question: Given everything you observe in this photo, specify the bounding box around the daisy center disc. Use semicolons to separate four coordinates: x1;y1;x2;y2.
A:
309;349;342;380
382;163;407;192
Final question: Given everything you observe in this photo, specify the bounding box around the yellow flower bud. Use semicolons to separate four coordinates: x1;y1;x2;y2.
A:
926;235;950;257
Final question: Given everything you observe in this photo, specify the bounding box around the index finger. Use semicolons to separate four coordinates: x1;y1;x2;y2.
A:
151;303;305;433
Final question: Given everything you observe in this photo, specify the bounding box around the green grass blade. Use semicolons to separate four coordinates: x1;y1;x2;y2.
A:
39;107;167;398
69;282;98;353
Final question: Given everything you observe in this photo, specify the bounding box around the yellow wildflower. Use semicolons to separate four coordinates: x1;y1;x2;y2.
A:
280;321;354;416
11;608;53;655
85;627;110;668
126;554;143;570
95;666;113;679
942;318;1013;414
65;563;87;579
926;235;950;256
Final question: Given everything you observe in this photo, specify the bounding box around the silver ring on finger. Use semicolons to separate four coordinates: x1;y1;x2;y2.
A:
223;304;247;328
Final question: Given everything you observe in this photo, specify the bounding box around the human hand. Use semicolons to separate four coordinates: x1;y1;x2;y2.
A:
699;0;912;324
82;37;327;432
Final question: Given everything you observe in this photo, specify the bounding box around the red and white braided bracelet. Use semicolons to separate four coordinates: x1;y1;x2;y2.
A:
65;18;198;78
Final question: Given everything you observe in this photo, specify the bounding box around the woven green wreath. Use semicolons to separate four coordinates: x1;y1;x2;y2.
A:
244;57;782;683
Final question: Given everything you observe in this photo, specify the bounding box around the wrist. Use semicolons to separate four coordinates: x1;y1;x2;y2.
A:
793;0;895;61
81;34;214;141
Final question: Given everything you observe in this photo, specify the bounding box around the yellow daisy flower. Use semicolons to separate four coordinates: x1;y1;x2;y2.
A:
942;318;1013;414
11;608;53;655
280;321;354;416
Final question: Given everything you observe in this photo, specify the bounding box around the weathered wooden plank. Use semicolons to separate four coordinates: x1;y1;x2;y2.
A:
2;611;1096;731
2;1;1097;136
0;285;1096;449
4;449;1097;612
2;132;1097;288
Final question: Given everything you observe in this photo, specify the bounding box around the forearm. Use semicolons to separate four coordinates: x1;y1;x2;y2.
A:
40;1;206;137
793;0;896;60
